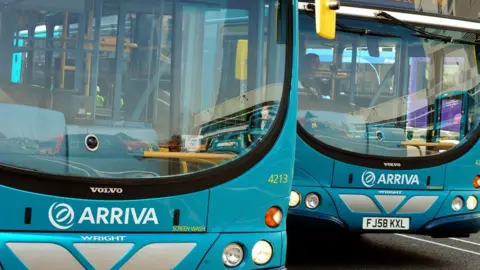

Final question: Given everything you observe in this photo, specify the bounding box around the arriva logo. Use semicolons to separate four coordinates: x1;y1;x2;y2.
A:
48;202;159;230
48;202;75;230
361;171;376;187
361;171;420;187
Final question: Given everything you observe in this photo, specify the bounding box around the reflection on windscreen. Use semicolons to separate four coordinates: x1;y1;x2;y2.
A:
0;0;287;178
298;14;480;158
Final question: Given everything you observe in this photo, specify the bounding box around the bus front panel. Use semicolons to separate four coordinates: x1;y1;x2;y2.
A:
291;1;480;237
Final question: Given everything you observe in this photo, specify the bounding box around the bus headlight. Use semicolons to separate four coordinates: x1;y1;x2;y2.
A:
467;196;478;211
289;191;301;207
222;243;244;267
451;196;463;212
305;193;320;209
252;240;273;265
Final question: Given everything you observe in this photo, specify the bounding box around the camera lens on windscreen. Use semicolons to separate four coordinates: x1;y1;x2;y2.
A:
85;135;99;151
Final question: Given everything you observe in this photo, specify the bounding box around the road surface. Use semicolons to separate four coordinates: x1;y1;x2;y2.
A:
287;226;480;269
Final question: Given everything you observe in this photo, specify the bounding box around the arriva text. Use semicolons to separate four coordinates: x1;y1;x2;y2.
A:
48;202;158;230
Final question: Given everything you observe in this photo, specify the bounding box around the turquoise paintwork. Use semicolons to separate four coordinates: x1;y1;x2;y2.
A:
0;233;219;269
197;232;285;270
0;0;298;269
332;161;446;190
208;0;299;236
291;165;323;187
292;123;480;235
0;186;209;232
291;2;480;237
294;136;334;187
289;186;339;218
436;191;480;218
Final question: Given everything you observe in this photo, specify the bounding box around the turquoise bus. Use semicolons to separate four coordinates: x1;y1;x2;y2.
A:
290;0;480;237
0;0;297;268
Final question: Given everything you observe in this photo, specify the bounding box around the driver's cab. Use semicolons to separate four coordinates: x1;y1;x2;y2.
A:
298;13;408;156
298;17;397;113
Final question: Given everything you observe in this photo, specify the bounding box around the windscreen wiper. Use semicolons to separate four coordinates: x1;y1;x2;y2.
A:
375;11;480;45
336;21;400;38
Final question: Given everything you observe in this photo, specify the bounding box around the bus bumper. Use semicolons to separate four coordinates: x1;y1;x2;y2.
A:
0;231;287;269
418;212;480;237
289;187;480;236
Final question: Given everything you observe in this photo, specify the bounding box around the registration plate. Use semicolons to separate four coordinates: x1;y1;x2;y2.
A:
362;217;410;230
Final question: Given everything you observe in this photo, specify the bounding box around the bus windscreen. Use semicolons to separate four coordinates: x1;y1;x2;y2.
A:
297;12;480;158
0;0;288;179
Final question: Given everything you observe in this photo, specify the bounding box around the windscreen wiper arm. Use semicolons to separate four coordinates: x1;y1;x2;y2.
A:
375;11;480;45
336;21;400;38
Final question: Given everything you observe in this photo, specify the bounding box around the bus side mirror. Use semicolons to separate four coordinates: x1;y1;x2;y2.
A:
235;40;248;80
315;0;340;40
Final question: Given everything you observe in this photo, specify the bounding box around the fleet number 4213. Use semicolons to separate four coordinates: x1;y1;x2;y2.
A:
268;174;288;184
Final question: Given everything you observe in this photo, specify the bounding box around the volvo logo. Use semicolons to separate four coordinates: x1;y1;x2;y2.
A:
90;187;123;194
361;171;376;187
384;162;401;167
48;202;75;230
